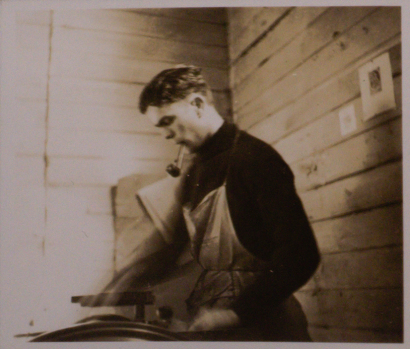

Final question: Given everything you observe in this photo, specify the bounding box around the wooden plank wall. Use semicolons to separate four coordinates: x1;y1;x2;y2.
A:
11;8;228;334
11;10;51;336
227;7;402;343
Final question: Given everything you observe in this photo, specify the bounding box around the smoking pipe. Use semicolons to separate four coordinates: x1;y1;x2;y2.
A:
166;144;185;177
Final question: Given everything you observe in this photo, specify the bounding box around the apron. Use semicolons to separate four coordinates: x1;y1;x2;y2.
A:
182;157;311;341
183;184;268;315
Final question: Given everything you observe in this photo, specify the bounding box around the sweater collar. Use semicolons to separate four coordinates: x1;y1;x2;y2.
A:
195;121;238;160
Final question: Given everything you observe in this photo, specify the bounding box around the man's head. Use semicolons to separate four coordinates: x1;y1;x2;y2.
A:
139;66;223;152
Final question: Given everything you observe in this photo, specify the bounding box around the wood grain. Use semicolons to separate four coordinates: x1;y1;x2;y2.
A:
292;117;402;192
53;10;227;47
228;7;290;62
247;42;401;145
50;50;229;89
46;129;177;159
274;74;402;165
130;8;227;24
311;204;402;254
237;7;401;129
313;246;402;289
47;157;170;187
296;288;403;331
51;26;228;69
233;7;377;111
48;102;157;134
16;10;51;26
231;7;327;87
300;161;402;221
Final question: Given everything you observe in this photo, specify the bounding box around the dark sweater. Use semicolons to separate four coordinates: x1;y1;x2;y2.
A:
180;122;320;325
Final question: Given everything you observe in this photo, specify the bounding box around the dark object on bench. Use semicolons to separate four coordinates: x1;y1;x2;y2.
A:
71;291;155;322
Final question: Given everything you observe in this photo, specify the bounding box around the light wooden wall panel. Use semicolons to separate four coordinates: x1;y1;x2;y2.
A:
312;204;402;254
8;8;230;336
274;73;401;164
230;7;328;86
292;117;401;191
53;10;227;47
131;8;227;24
247;42;401;144
9;11;53;335
297;288;402;331
228;6;402;342
50;50;228;88
236;7;400;129
52;26;227;69
46;130;177;159
301;161;401;221
228;7;290;62
48;103;155;134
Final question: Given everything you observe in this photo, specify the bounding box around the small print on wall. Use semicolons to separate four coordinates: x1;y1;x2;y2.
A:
358;52;396;121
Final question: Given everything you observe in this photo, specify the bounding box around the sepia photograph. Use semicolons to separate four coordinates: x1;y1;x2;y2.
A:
0;0;407;347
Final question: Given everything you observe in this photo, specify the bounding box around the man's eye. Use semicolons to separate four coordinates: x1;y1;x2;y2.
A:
157;116;175;127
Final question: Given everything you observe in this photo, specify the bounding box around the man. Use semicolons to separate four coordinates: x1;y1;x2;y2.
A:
135;65;320;341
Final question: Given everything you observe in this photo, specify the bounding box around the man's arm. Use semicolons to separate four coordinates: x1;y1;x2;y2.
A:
92;222;188;306
229;143;320;325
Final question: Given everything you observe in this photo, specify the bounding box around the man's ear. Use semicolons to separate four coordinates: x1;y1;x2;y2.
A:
190;96;205;110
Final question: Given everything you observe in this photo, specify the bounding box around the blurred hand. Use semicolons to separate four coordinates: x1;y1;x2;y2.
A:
188;308;240;332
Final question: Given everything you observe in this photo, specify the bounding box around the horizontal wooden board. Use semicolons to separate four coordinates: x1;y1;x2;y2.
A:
247;42;401;142
46;215;115;248
231;6;328;86
53;10;227;47
14;155;45;186
50;50;229;89
47;157;170;187
308;325;403;343
16;23;50;50
15;123;46;156
48;77;231;118
229;7;291;62
45;240;115;282
48;102;157;134
311;203;402;254
45;186;113;218
314;246;402;289
49;77;142;108
237;7;401;129
227;7;264;45
275;75;402;165
17;46;50;80
16;75;48;102
300;161;402;221
292;117;402;192
296;288;403;331
14;100;46;131
233;6;377;110
47;128;178;159
235;7;375;100
130;8;227;24
5;185;46;246
16;10;51;26
51;26;228;69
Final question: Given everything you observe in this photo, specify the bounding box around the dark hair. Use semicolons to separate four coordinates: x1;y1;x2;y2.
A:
139;65;211;114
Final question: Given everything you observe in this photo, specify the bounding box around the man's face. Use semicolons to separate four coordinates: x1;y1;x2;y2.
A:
146;95;206;152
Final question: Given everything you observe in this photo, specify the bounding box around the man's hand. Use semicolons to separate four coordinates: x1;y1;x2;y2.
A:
188;308;240;332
